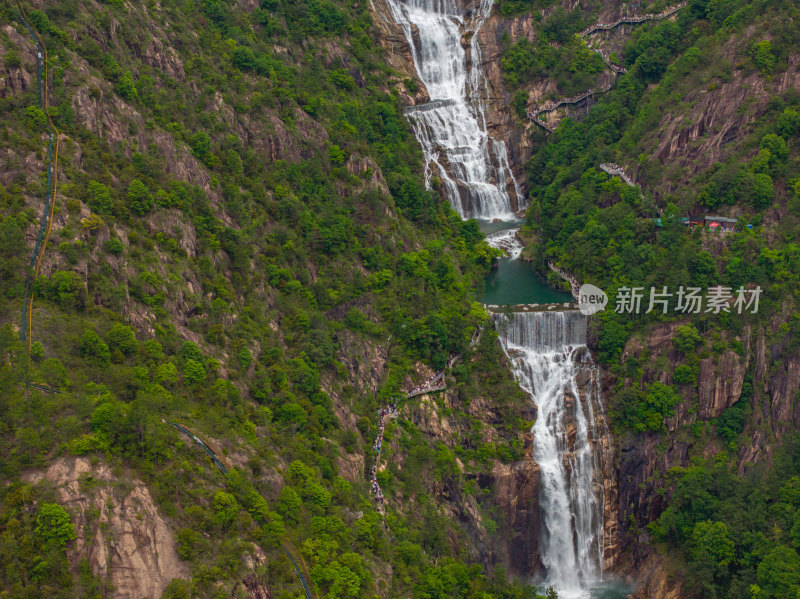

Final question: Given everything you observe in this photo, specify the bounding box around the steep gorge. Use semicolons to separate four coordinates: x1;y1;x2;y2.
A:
370;0;533;201
0;0;546;596
369;1;800;597
3;0;799;596
370;2;627;595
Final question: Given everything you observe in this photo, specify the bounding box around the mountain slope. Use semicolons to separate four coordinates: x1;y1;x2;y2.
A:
495;0;800;596
0;1;544;597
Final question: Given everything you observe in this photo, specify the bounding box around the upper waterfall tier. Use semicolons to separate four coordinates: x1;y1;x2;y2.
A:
496;310;606;598
384;0;523;219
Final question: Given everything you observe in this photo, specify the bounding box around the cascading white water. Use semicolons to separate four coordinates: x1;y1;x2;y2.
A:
385;0;522;219
497;310;606;599
485;227;523;258
381;2;610;595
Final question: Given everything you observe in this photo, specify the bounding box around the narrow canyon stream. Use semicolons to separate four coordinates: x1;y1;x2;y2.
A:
384;0;630;596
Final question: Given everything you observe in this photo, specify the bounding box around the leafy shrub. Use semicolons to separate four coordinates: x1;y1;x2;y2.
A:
3;49;22;69
231;45;256;71
104;237;124;255
238;348;252;369
180;341;205;363
38;271;87;310
90;400;125;440
23;106;47;132
82;213;105;230
688;520;734;578
751;40;776;73
276;402;308;427
673;325;703;353
176;528;202;560
752;173;775;208
127;179;153;216
189;132;213;165
617;382;683;433
78;330;110;367
277;487;302;524
115;71;137;101
183;359;206;385
35;503;76;550
154;362;179;385
752;546;800;598
30;341;45;361
40;358;67;387
28;10;51;34
106;323;137;356
212;491;239;527
777;108;800;138
512;89;528;119
716;382;750;444
673;364;697;385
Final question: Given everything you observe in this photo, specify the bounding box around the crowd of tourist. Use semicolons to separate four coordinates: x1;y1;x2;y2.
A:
405;370;445;397
368;404;398;503
601;163;625;174
369;367;455;505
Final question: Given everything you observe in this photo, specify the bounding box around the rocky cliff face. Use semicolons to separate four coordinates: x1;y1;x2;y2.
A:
640;43;800;201
604;307;800;597
367;0;431;106
23;457;190;599
368;2;800;597
367;374;546;579
608;321;745;596
599;369;623;571
472;8;540;185
738;311;800;469
483;458;544;575
366;0;638;209
476;0;632;163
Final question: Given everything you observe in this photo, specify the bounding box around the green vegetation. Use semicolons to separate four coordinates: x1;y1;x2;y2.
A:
521;0;800;367
501;15;604;97
0;0;537;597
496;0;558;16
0;490;97;598
650;436;800;599
503;0;800;594
615;382;683;433
35;503;77;550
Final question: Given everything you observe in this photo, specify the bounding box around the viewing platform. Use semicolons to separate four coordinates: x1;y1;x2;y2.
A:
600;163;637;187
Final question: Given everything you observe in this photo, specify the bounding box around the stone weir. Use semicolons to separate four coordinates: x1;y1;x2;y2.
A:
484;302;578;313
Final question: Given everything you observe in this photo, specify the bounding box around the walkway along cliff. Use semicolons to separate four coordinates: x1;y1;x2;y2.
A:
528;2;687;134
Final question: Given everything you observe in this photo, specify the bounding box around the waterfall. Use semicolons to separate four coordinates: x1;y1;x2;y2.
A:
381;2;612;595
384;0;523;219
496;310;606;598
485;227;523;258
